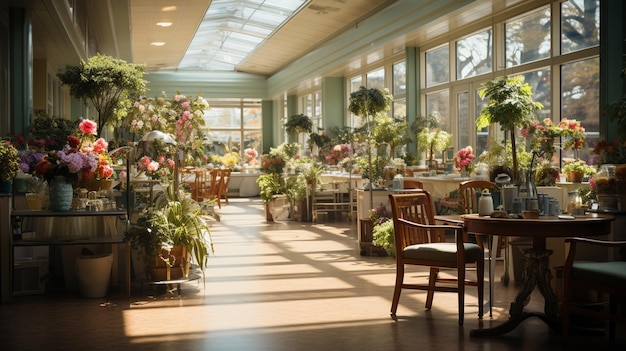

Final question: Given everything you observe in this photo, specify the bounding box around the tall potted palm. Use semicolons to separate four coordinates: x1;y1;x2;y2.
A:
476;76;542;182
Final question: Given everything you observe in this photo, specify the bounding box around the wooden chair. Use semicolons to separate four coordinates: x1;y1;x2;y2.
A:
459;179;508;315
388;191;484;325
217;168;232;206
562;237;626;343
403;180;423;189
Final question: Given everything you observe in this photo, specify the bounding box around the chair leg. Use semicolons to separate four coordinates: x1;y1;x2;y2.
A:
561;284;571;337
476;255;484;319
458;265;465;326
425;268;439;310
390;264;404;318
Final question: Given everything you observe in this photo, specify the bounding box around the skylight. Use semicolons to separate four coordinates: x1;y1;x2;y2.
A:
178;0;309;71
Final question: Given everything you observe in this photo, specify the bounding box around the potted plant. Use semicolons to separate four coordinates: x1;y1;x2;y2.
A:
0;140;20;192
562;159;596;183
125;183;216;280
285;114;312;135
285;174;308;221
477;76;543;182
57;53;147;135
348;86;393;210
256;173;286;221
417;128;451;167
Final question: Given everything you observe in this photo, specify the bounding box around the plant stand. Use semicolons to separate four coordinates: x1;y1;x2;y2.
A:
359;219;387;256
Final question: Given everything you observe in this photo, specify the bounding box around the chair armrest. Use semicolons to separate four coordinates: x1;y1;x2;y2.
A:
397;218;462;232
564;237;626;269
565;237;626;248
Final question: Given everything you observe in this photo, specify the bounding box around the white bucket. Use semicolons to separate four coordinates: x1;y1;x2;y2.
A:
75;254;113;298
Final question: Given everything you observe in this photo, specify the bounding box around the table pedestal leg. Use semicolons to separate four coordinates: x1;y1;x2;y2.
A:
471;248;561;337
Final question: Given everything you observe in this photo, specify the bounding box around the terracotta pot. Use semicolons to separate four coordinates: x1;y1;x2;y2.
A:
567;171;584;183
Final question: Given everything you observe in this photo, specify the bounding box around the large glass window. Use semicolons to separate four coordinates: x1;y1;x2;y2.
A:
420;0;599;165
204;98;262;160
425;44;449;87
366;68;384;89
456;29;493;80
561;0;600;54
393;60;407;118
561;57;600;161
506;7;551;67
426;90;450;131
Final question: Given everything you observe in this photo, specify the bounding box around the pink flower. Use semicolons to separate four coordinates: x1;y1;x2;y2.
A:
79;119;98;135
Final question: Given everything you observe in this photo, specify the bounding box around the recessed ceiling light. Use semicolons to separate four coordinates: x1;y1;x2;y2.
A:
156;22;173;27
162;6;177;12
151;42;166;47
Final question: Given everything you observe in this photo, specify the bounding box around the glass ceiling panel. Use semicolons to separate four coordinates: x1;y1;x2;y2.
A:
178;0;309;71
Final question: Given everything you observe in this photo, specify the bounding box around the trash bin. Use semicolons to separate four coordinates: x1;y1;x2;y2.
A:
75;253;113;298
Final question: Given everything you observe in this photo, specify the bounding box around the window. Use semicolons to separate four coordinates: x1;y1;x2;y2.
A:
506;7;551;68
366;68;384;89
393;60;407;118
561;57;600;161
421;0;600;164
456;29;493;80
204;98;262;159
426;90;450;131
561;0;600;54
425;45;449;87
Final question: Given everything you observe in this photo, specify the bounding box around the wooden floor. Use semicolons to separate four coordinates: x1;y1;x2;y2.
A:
0;197;624;351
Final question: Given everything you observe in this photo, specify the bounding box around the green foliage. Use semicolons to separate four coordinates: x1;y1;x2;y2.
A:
126;184;217;269
30;110;79;151
348;86;393;117
285;174;307;203
562;159;596;176
411;114;440;134
57;53;147;134
0;140;19;181
417;128;451;154
371;113;408;149
477;76;542;180
477;76;543;131
256;173;286;202
285;114;313;134
372;219;395;254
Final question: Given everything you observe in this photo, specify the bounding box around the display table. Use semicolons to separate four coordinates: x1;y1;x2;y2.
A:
227;172;261;197
8;209;131;299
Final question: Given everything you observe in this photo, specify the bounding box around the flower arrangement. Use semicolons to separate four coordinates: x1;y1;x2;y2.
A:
0;140;20;182
221;152;240;168
137;155;176;181
244;148;259;165
34;119;113;182
260;154;285;174
128;92;210;143
521;117;586;158
325;144;351;165
17;150;45;174
558;118;585;151
454;146;475;174
308;132;330;148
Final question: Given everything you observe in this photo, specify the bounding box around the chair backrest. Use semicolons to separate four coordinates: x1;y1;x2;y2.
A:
219;168;232;194
403;180;423;189
389;191;446;253
459;180;497;214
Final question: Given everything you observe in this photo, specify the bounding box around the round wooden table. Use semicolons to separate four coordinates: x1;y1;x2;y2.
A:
462;213;614;337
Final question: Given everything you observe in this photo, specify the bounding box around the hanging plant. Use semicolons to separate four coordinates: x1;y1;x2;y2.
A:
285;114;313;134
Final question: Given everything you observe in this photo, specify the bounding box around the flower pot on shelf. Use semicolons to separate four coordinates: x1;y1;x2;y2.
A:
148;247;188;281
81;177;113;191
0;180;12;194
566;171;584;183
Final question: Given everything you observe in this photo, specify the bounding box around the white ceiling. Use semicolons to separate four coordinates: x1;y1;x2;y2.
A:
130;0;397;75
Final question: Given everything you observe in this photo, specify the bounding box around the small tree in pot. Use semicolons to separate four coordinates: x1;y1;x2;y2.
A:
477;76;542;182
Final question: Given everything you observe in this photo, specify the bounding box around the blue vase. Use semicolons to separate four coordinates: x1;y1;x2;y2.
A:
49;176;73;211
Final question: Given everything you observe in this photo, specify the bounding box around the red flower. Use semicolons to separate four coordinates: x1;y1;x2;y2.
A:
67;135;80;148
